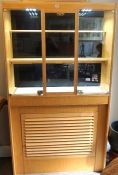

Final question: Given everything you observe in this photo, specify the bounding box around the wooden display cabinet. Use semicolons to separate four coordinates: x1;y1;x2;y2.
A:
2;1;116;174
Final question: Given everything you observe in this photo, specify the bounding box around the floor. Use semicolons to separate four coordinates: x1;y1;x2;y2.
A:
0;157;13;175
0;157;101;175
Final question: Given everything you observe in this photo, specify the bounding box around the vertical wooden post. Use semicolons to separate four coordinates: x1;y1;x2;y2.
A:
3;10;15;94
101;11;115;89
74;11;79;94
41;11;46;95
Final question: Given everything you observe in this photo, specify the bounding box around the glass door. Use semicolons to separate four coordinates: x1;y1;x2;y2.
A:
11;9;43;94
77;9;112;94
45;13;76;94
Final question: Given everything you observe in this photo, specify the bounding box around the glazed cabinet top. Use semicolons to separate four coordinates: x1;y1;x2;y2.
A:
2;1;116;97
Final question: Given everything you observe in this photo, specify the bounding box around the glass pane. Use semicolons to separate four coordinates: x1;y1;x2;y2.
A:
79;11;104;30
11;10;41;30
79;41;102;57
14;64;42;87
78;63;101;86
79;11;104;58
46;64;74;87
45;13;75;30
12;33;42;58
46;33;74;58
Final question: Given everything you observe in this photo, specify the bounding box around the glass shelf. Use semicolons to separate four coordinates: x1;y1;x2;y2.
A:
10;30;42;33
10;30;105;33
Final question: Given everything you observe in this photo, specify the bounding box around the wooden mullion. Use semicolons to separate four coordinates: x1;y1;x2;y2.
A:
74;11;79;94
9;58;108;65
41;11;46;96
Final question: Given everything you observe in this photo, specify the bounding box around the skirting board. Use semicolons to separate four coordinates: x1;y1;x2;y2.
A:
0;145;11;157
20;173;101;175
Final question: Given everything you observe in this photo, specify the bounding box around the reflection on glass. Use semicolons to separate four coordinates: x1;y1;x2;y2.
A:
46;64;74;87
78;63;101;86
14;64;42;87
11;10;41;30
79;11;104;58
79;11;104;30
79;41;102;57
12;33;42;58
46;33;74;58
45;13;75;30
79;33;103;41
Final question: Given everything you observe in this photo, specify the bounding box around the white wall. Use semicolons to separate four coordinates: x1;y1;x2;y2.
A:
0;0;118;147
110;3;118;122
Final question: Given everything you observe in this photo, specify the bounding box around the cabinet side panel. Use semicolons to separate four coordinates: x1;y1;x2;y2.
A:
9;101;24;174
94;105;108;171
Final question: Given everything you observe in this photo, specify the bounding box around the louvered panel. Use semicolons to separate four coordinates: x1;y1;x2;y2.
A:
22;113;96;158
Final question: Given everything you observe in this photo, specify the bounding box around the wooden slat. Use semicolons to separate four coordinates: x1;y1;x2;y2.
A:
25;141;93;147
26;152;92;157
25;117;94;121
26;138;93;143
26;146;92;151
25;126;94;131
26;149;92;154
25;129;93;134
26;135;93;139
26;139;93;144
25;133;92;137
25;120;94;127
26;144;93;149
25;123;94;127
